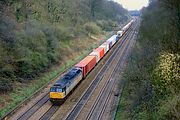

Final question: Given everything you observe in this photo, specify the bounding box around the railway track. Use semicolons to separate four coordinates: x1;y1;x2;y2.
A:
2;19;138;120
88;22;139;120
1;58;71;120
109;26;138;120
39;106;59;120
40;25;134;120
86;53;124;120
16;94;49;120
64;20;138;120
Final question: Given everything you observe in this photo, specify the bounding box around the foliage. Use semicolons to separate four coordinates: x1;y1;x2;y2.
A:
96;20;118;31
0;0;129;93
0;0;130;117
116;0;180;119
84;22;101;35
0;77;13;92
153;52;180;94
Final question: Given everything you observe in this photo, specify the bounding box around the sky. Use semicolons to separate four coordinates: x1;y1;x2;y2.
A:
113;0;149;10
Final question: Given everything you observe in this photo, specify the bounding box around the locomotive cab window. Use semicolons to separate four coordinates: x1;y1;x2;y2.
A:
56;88;63;92
50;87;56;92
50;87;64;92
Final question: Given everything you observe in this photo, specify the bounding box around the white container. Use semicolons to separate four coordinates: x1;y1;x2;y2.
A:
89;51;100;63
102;42;110;52
122;19;134;33
100;44;108;54
117;30;123;37
107;35;117;46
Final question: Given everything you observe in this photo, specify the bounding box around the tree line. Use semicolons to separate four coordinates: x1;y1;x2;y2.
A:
0;0;129;92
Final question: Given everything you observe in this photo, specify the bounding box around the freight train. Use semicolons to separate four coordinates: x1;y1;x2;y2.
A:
49;19;134;104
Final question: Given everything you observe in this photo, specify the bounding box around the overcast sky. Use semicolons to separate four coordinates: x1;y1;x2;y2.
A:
114;0;149;10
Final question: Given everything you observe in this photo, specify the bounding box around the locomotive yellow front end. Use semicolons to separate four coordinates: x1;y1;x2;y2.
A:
50;86;66;103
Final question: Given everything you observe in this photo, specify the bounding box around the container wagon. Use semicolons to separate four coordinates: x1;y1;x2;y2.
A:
117;30;123;39
89;51;100;63
75;56;96;78
94;47;105;59
107;35;117;46
99;43;109;54
105;41;113;49
122;20;134;33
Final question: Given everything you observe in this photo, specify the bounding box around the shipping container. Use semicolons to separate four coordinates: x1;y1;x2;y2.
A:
107;35;117;46
103;42;109;51
122;24;129;32
75;56;96;78
89;51;100;63
99;44;108;54
122;20;133;34
117;30;123;39
95;47;105;59
105;41;113;48
117;31;123;37
102;42;110;52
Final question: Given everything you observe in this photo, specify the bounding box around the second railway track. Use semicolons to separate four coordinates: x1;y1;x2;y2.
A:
64;20;139;120
86;21;139;120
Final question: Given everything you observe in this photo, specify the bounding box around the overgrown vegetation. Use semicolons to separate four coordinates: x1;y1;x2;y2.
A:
0;0;129;92
116;0;180;119
0;0;129;117
0;38;104;117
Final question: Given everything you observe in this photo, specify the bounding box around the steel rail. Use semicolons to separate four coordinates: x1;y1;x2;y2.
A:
64;23;135;120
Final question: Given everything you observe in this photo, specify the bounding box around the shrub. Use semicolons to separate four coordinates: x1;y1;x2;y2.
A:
0;77;13;92
96;20;118;31
56;26;73;41
153;52;180;94
84;22;101;35
96;20;111;31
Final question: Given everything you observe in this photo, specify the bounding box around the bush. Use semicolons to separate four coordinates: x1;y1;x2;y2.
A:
96;20;111;31
153;52;180;94
0;0;129;94
84;22;101;35
116;1;180;119
0;77;13;92
96;20;118;31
